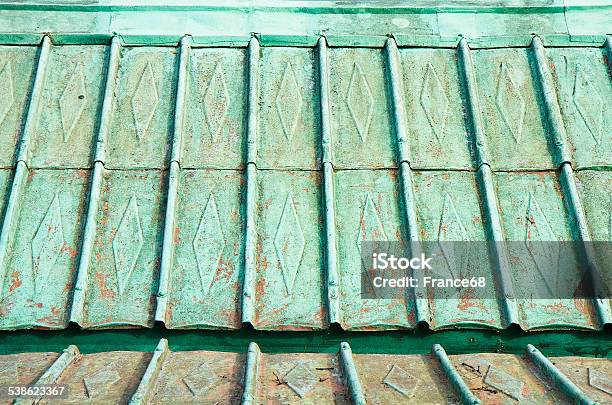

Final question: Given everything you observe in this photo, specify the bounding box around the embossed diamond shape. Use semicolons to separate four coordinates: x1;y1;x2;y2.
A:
84;363;121;398
31;193;64;295
131;61;159;142
438;194;470;279
274;193;305;295
383;364;418;398
346;62;374;143
525;192;559;295
573;65;603;144
356;193;387;251
112;196;144;296
203;62;230;142
588;368;612;395
356;194;388;295
284;363;317;398
193;194;225;295
495;63;525;144
59;61;87;142
0;60;14;126
275;62;302;141
484;365;524;401
183;363;219;396
420;63;449;143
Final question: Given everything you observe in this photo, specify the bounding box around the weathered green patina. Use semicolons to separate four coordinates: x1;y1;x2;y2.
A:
0;29;610;332
0;2;610;383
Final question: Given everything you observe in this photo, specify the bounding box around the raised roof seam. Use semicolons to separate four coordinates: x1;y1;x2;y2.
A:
339;342;366;405
156;35;191;324
241;342;261;404
12;345;81;404
69;160;104;325
385;37;411;165
242;35;260;325
323;161;340;325
128;338;170;405
530;36;572;168
93;36;122;164
242;162;257;325
457;37;519;327
0;161;27;294
169;35;191;165
386;37;430;324
246;36;260;164
457;37;489;168
15;35;51;166
432;344;481;405
526;344;595;405
318;37;341;325
318;36;332;164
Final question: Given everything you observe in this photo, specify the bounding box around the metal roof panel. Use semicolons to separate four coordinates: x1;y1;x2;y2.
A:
473;48;556;171
400;48;474;170
153;349;245;403
163;169;244;329
257;48;321;170
106;47;176;170
413;170;504;329
547;48;612;170
75;169;165;328
28;45;106;169
494;171;600;330
182;48;246;169
253;170;326;330
329;48;396;169
0;168;88;329
54;350;152;402
335;169;416;330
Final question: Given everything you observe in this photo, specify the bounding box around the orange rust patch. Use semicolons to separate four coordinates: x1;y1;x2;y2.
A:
458;296;486;311
173;226;180;244
573;297;590;316
255;277;266;297
61;242;78;258
94;272;116;299
8;271;21;292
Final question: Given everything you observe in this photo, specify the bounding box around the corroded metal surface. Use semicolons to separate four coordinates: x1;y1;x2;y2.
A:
451;352;567;403
0;342;608;404
550;356;612;404
0;34;610;332
353;353;459;403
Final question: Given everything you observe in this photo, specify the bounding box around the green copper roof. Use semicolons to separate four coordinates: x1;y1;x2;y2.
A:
0;2;610;339
0;31;610;332
1;340;610;404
